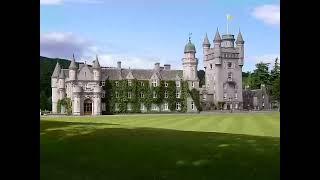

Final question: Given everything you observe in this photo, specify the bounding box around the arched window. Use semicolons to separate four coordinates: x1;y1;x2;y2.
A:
228;72;232;79
228;62;232;68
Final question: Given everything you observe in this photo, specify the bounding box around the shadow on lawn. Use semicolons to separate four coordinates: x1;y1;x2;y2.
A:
41;120;279;180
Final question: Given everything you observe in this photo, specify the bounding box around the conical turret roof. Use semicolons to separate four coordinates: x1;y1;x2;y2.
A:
203;33;210;46
236;31;244;44
214;28;222;42
58;70;65;79
93;55;101;69
69;54;78;69
51;62;61;78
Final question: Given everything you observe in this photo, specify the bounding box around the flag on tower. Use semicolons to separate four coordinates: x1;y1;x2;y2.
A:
226;14;233;21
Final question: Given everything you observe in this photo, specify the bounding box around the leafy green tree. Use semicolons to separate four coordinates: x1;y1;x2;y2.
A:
249;62;271;89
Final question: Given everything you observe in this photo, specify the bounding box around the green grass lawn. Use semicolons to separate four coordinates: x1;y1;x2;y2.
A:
41;112;280;180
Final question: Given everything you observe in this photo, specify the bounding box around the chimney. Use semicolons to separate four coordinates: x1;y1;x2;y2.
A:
154;62;160;70
160;67;164;70
164;64;171;70
117;61;121;69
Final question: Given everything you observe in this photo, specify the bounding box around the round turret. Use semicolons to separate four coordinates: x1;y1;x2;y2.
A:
184;40;196;53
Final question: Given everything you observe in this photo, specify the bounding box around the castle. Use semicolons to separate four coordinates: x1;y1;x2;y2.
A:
51;29;245;115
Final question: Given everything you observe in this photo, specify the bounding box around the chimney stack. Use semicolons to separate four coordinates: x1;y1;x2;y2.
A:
164;64;171;70
154;62;160;70
117;61;121;69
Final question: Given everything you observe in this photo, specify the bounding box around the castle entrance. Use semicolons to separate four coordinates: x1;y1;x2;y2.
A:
84;99;92;115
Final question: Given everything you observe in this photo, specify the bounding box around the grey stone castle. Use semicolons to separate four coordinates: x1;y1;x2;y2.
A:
51;29;245;115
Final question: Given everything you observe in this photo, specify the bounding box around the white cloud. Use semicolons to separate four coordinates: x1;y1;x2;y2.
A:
40;31;166;69
40;32;93;59
252;4;280;26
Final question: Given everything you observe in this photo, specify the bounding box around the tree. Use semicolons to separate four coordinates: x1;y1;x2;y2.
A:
270;57;280;102
249;62;271;89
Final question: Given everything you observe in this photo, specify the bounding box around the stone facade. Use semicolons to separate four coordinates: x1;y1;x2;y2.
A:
243;84;272;110
201;29;244;110
51;29;245;115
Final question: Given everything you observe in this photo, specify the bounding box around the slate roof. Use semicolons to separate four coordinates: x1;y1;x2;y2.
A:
102;68;183;81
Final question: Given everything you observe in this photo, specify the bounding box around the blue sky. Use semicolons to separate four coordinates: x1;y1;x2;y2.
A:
40;0;280;72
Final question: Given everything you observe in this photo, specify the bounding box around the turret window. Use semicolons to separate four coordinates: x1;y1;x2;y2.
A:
228;62;232;68
210;64;213;69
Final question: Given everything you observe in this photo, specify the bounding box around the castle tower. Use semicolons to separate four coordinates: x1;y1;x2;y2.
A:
69;54;78;81
202;33;210;56
92;55;101;82
182;37;199;84
51;62;61;114
58;70;66;100
236;30;244;66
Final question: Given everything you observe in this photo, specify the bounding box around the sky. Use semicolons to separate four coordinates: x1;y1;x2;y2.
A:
40;0;280;72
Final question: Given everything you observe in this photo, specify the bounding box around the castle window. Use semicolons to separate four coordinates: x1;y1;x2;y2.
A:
115;81;119;86
165;82;168;87
115;103;119;111
235;93;238;100
228;72;232;79
192;82;195;87
153;91;157;98
152;79;157;87
115;91;119;98
224;93;227;100
203;94;207;101
102;92;105;98
128;91;132;98
128;80;132;86
164;103;169;110
164;91;168;98
235;103;238;109
228;62;232;68
262;95;265;99
85;72;86;77
140;92;144;98
176;81;180;87
176;102;181;110
210;64;213;69
262;102;265;107
191;101;195;110
224;84;227;90
152;104;158;111
101;81;105;86
140;82;144;86
127;103;132;111
176;91;181;98
140;103;144;110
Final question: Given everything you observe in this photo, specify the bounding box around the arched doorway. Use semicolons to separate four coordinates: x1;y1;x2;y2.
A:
84;99;92;115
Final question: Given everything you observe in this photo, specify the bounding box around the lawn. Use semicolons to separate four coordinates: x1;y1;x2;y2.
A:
41;112;280;180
